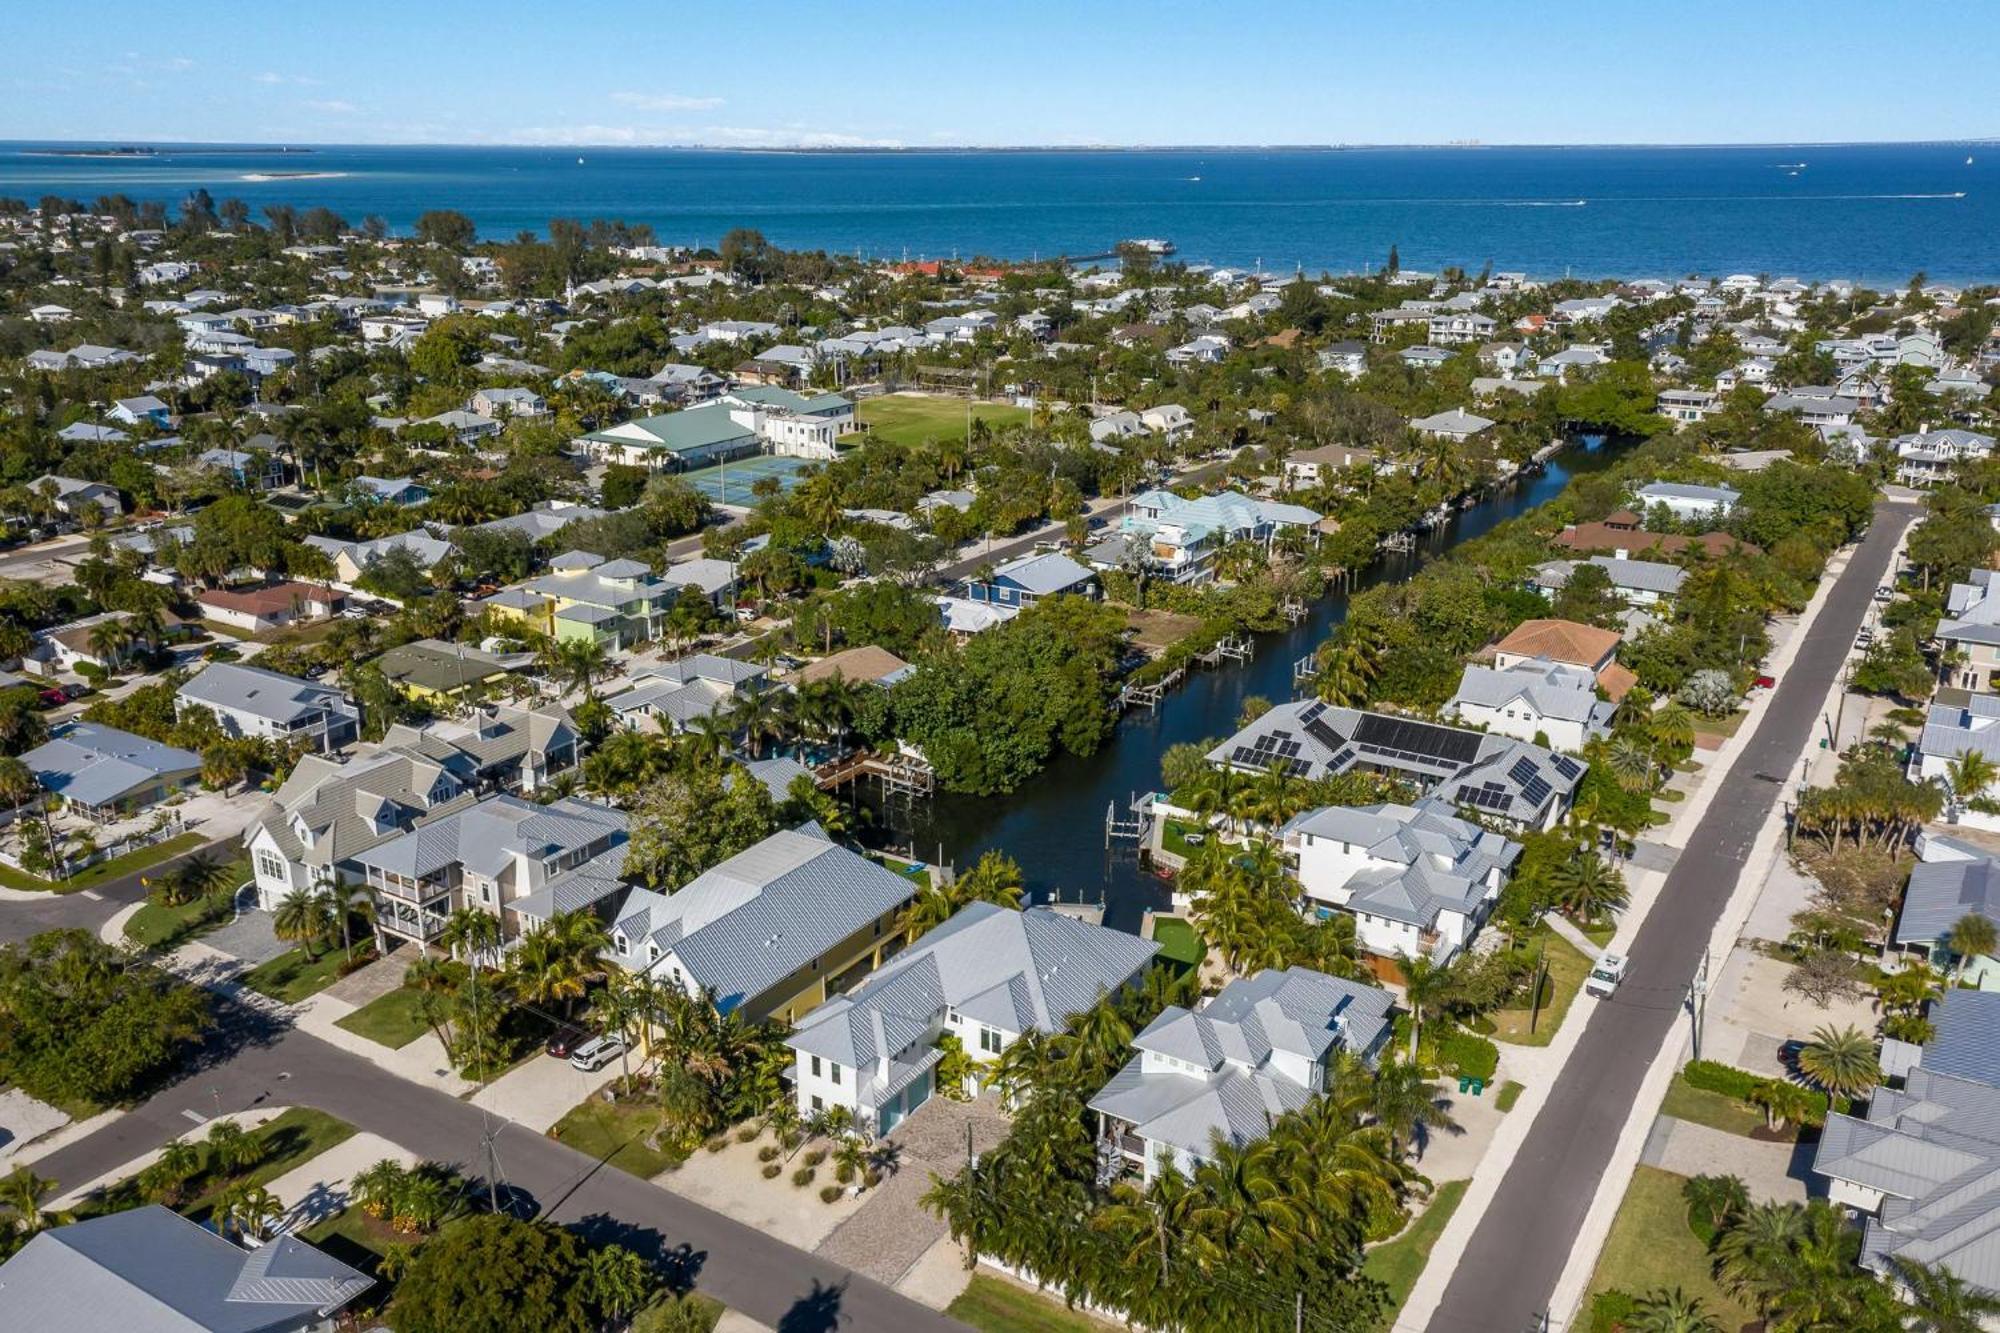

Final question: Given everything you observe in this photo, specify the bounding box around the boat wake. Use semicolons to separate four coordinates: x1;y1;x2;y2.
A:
1499;199;1586;207
239;171;349;181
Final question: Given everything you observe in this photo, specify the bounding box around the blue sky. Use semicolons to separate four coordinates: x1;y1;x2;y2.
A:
6;1;1995;148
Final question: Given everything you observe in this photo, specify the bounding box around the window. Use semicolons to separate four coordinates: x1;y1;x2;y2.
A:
479;883;492;904
811;1095;823;1112
256;850;287;882
811;1055;822;1078
613;932;628;954
830;1062;842;1086
979;1027;1002;1055
945;1007;960;1025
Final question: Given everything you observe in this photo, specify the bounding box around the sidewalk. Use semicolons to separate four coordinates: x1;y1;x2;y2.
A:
266;1130;419;1231
1400;527;1875;1330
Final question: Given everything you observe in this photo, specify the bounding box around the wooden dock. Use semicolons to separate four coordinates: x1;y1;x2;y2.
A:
816;750;935;797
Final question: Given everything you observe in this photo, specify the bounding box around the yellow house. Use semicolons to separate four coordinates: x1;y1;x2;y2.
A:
600;825;921;1023
371;638;519;704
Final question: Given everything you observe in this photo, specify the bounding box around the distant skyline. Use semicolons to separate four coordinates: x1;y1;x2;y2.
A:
6;1;1997;150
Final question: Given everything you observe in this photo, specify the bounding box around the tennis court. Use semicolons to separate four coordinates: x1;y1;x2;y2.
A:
677;453;815;505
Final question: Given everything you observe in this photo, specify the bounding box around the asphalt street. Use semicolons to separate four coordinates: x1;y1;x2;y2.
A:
0;835;237;946
1426;501;1914;1332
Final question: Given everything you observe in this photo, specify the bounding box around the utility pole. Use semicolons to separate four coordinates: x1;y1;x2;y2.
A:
1686;950;1710;1061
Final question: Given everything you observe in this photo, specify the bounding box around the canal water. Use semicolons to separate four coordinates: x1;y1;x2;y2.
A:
884;436;1619;931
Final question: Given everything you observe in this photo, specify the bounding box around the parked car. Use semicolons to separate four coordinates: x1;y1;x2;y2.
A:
545;1025;588;1059
60;682;91;700
1753;674;1776;689
568;1034;624;1072
36;688;67;709
1585;953;1628;999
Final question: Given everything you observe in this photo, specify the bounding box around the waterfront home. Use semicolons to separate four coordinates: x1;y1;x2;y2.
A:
22;722;201;822
1445;657;1617;754
176;661;360;752
370;637;531;703
1284;444;1376;490
1531;556;1686;607
935;594;1019;638
797;645;914;689
602;823;918;1022
1108;489;1322;586
1657;387;1718;425
1089;967;1393;1182
1893;854;2000;987
195;581;345;633
1207;700;1583;830
1284;802;1521;960
1632;480;1739;522
302;529;454;585
349;475;431;507
965;550;1098;608
1410;408;1494;442
1812;992;2000;1298
352;794;626;947
0;1205;371;1333
1554;509;1756;561
1936;570;2000;691
1894;428;1995;487
604;653;768;734
788;902;1158;1135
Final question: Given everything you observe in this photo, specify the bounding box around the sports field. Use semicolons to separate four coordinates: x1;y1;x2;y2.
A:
678;453;814;505
857;392;1030;448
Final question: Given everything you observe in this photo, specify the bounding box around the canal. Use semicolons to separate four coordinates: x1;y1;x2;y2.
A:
881;436;1622;932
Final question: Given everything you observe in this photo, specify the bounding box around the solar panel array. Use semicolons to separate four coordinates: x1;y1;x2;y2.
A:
1352;713;1484;770
1228;727;1311;777
1551;754;1583;781
1456;782;1513;812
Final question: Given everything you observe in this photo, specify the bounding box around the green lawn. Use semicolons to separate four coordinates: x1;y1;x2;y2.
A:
125;893;233;951
1495;1080;1524;1113
1159;819;1206;859
334;986;432;1049
550;1095;688;1179
0;830;209;894
1660;1074;1772;1138
1489;928;1591;1046
856;393;1030;449
1149;917;1205;970
945;1274;1119;1333
300;1202;397;1283
241;945;369;1005
1691;711;1746;743
1585;1166;1755;1330
81;1107;357;1224
1365;1178;1468;1328
1579;922;1616;947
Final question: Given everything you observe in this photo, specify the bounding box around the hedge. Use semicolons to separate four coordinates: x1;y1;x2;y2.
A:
1438;1030;1499;1081
1682;1058;1837;1122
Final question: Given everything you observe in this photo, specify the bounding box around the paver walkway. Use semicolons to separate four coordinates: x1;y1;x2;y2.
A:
1639;1114;1811;1205
266;1130;419;1231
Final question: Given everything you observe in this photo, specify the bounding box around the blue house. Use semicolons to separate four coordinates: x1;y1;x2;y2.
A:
349;475;432;507
966;550;1098;608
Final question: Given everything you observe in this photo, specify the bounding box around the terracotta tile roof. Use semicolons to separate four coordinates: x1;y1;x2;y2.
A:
195;581;341;617
1496;618;1621;668
1554;522;1759;559
797;645;911;686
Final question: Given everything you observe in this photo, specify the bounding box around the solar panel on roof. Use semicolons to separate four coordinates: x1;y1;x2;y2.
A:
1520;775;1552;806
1354;714;1484;767
1328;747;1355;771
1507;755;1541;787
1457;784;1510;811
1299;701;1326;724
1301;714;1346;753
1551;754;1582;780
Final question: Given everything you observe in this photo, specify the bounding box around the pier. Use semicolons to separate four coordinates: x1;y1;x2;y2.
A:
1195;634;1253;668
817;749;936;798
1104;792;1157;848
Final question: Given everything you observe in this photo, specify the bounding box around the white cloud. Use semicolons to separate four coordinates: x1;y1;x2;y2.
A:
254;71;322;86
609;91;724;112
305;98;359;115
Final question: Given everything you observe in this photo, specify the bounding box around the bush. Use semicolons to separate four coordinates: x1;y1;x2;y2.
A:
735;1125;759;1143
835;1161;855;1184
791;1166;815;1188
819;1184;844;1204
761;1163;782;1179
1437;1030;1499;1081
1681;1059;1763;1100
756;1144;781;1163
802;1147;827;1167
1587;1289;1637;1333
704;1135;729;1154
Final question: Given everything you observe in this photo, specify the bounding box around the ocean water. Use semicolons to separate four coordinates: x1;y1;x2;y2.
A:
0;140;1991;285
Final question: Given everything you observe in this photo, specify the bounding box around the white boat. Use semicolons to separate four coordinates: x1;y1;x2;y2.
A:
577;156;585;165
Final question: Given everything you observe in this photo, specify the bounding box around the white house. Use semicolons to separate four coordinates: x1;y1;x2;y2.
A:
176;662;360;752
1632;481;1739;522
787;902;1158;1136
1284;802;1522;960
1088;968;1393;1181
1445;659;1616;754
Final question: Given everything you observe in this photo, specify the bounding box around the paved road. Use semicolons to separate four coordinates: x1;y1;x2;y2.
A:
1427;501;1913;1332
25;994;964;1332
0;834;238;946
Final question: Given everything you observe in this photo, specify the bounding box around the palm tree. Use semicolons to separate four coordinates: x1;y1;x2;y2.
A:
1796;1023;1881;1100
140;1140;205;1206
1747;1079;1817;1132
1628;1288;1720;1333
1090;1167;1200;1289
1398;951;1457;1062
1680;1173;1748;1232
351;1159;408;1220
1649;701;1696;758
204;1120;263;1175
172;851;236;904
440;906;501;966
1369;1057;1458;1160
1946;748;2000;807
1886;1255;2000;1332
1947;912;1999;981
0;755;38;837
509;909;606;1019
217;1183;283;1240
272;887;335;960
0;1166;60;1235
1606;736;1657;793
1547;852;1629;922
584;1244;659;1323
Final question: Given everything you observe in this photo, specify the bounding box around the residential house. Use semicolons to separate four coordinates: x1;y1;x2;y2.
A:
1911;693;2000;793
348;475;431;507
1140;403;1195;443
1105;489;1322;586
108;394;172;428
1632;481;1740;522
1894;429;1996;487
1812;992;2000;1297
1429;310;1497;346
1536;344;1611;382
1477;342;1532;376
797;645;914;689
605;653;768;734
788;902;1158;1135
1285;802;1522;960
302;530;454;586
195;581;345;633
370;637;530;703
602;823;919;1022
19;610;186;678
1400;346;1454;370
176;662;360;752
505;551;674;649
1445;654;1618;754
1165;334;1230;365
1284;444;1376;490
0;1206;371;1333
1089;968;1393;1182
351;794;627;945
1936;570;2000;691
463;499;608;544
1532;556;1686;607
1554;509;1755;561
1206;700;1584;831
380;704;578;795
1657;388;1719;425
1317;341;1367;376
198;447;288;491
661;555;739;608
469;386;550;420
1410;408;1494;442
934;595;1019;638
1894;854;2000;988
28;474;122;522
23;722;201;821
964;550;1098;608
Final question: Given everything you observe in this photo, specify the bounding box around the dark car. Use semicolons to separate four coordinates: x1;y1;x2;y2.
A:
60;682;92;701
545;1025;588;1059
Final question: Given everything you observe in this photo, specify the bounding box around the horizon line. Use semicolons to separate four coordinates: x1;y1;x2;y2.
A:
4;135;1997;154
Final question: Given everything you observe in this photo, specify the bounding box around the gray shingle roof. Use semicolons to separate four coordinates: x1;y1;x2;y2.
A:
23;723;201;809
350;794;624;884
178;662;351;727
